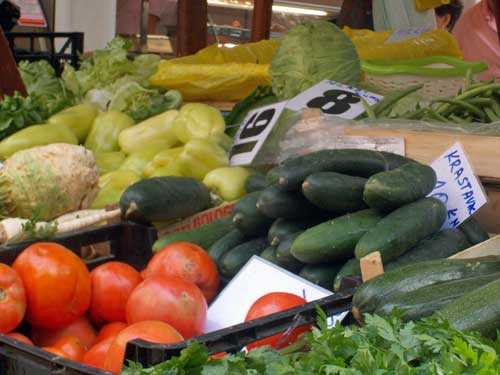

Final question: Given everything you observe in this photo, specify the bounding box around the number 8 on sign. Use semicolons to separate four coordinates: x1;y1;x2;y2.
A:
307;90;361;115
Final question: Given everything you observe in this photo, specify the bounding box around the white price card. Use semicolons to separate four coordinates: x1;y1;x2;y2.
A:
286;80;383;120
428;142;487;229
205;256;347;333
229;101;287;166
384;27;432;44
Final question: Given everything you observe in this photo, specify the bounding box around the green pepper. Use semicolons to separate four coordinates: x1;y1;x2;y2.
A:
203;166;253;201
143;147;183;177
95;151;126;175
91;170;140;209
118;110;179;155
172;103;225;144
119;146;165;176
84;111;135;153
48;103;99;142
0;123;78;159
177;139;228;180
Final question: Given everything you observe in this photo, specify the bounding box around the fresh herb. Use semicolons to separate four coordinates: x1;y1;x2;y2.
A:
21;209;58;242
0;92;44;140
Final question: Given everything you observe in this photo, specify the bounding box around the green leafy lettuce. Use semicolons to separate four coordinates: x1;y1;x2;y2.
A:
0;92;44;140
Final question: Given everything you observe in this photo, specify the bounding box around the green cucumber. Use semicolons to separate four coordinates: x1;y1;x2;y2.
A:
380;152;417;169
232;192;274;236
208;228;247;266
355;197;446;263
333;258;361;292
302;172;367;214
268;218;312;247
299;263;342;290
120;176;211;224
291;209;384;264
244;173;267;193
256;185;318;219
260;246;279;264
260;246;301;272
276;232;303;263
375;273;500;321
363;162;437;212
384;229;470;271
458;217;489;245
219;237;269;278
438;277;500;337
266;166;280;186
352;257;500;319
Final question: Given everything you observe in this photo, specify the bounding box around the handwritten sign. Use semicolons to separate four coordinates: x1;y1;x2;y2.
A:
384;27;432;44
428;143;487;228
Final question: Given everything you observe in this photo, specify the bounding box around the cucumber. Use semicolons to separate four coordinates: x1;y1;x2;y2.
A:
219;237;269;278
299;264;342;290
266;166;280;186
380;151;417;169
120;176;211;224
375;273;500;321
256;185;318;219
260;246;301;272
153;216;233;252
384;229;470;271
352;257;500;319
355;198;446;263
260;246;279;264
276;232;304;265
458;217;489;245
268;218;312;247
438;277;500;337
333;258;361;292
291;209;384;264
363;162;437;212
244;173;267;193
232;192;274;236
276;149;389;191
208;228;247;266
302;172;367;214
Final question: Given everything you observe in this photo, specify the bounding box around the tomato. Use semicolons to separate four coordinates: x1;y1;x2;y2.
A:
89;262;142;324
126;276;207;339
95;322;127;344
105;321;183;374
13;242;91;329
144;242;219;302
31;315;96;349
244;292;310;350
42;346;70;358
210;352;227;359
7;332;33;345
0;264;26;333
83;336;114;370
52;336;86;361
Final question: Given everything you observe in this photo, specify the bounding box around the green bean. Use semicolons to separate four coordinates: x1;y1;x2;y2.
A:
457;83;500;100
361;97;376;119
432;98;485;121
484;107;499;122
371;84;424;116
467;98;495;106
464;68;473;91
449;115;468;124
491;101;500;118
404;108;427;120
427;109;450;123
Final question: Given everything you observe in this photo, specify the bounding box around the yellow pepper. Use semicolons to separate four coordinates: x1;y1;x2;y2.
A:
177;139;228;180
84;111;135;153
95;151;126;175
48;103;98;143
203;167;253;201
149;166;183;178
0;123;78;159
143;147;183;177
91;170;140;209
119;146;165;176
118;110;179;155
172;103;225;144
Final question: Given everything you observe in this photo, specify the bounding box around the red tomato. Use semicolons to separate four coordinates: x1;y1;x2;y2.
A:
42;346;70;358
0;264;26;333
210;352;227;359
126;276;207;339
7;332;33;345
83;336;114;370
144;242;219;302
105;321;183;374
95;322;127;344
13;242;91;329
245;292;310;350
52;336;86;361
89;262;142;324
31;315;96;349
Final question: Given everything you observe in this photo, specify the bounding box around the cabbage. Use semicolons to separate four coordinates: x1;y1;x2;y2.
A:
270;21;361;100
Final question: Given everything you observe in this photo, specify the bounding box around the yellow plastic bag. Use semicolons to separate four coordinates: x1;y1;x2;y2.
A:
415;0;449;11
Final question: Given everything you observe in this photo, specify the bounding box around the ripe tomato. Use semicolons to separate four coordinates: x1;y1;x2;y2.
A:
144;242;219;302
83;336;114;370
52;336;86;361
0;264;26;333
105;321;183;374
245;292;310;350
13;242;91;329
7;332;33;345
89;262;142;324
126;276;207;339
31;315;96;349
42;346;69;358
95;322;127;344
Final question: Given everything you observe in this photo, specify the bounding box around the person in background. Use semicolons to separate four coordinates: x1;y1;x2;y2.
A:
0;0;20;32
435;0;464;31
116;0;176;37
453;0;500;80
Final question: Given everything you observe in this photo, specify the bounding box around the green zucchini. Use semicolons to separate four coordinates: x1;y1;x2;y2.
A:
208;228;247;266
302;172;367;214
265;166;280;186
291;209;384;264
232;192;274;236
355;198;446;263
458;217;489;245
260;246;279;264
375;272;500;321
352;257;500;319
268;218;312;247
256;185;318;219
260;246;301;272
380;152;417;169
276;232;304;264
384;229;470;271
299;263;342;290
438;277;500;337
120;176;211;224
333;258;361;292
244;173;267;193
219;237;269;278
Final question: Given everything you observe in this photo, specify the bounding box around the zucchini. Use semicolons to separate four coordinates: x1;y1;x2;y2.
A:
219;237;269;278
438;277;500;337
363;162;437;212
299;263;342;290
260;246;279;264
302;172;367;214
291;209;384;264
120;176;211;224
244;173;267;193
352;257;500;319
375;273;500;321
268;218;312;247
458;217;489;245
333;258;361;292
260;246;301;272
256;185;318;219
384;229;470;271
276;232;304;265
355;198;446;263
265;166;280;186
207;228;247;266
380;151;417;169
232;192;274;236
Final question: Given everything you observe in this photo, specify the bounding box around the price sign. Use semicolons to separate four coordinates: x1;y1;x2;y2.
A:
428;143;487;229
384;27;432;44
286;80;383;120
11;0;47;27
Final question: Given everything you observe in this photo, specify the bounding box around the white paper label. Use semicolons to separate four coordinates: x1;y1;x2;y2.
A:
428;143;487;229
333;136;405;155
385;27;432;44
